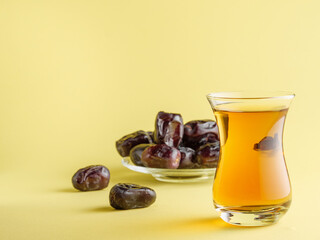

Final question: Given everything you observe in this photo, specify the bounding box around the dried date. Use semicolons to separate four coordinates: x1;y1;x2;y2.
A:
72;165;110;191
183;120;219;149
116;130;152;157
141;144;181;169
154;111;184;148
109;183;156;210
129;144;152;166
196;143;220;168
178;147;196;169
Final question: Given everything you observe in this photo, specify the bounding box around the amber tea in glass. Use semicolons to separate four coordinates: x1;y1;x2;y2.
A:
207;91;294;226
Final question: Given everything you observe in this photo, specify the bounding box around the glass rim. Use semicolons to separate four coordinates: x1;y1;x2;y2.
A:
206;91;295;100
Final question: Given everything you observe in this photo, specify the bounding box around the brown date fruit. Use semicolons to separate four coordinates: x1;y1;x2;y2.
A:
196;143;220;168
129;144;152;166
141;144;181;169
147;131;155;143
72;165;110;191
178;147;196;169
116;130;152;157
183;120;219;150
154;111;183;148
109;183;156;210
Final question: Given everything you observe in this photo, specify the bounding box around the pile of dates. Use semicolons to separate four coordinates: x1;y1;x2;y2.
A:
116;111;220;169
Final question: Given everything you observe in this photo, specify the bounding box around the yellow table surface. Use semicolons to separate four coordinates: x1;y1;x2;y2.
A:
1;157;319;240
1;0;320;239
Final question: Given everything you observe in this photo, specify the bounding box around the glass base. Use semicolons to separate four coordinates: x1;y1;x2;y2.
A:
215;201;291;226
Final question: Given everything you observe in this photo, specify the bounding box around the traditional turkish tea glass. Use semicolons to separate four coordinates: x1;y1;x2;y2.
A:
207;91;295;226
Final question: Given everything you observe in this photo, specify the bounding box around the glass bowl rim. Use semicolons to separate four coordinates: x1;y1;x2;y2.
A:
121;158;216;173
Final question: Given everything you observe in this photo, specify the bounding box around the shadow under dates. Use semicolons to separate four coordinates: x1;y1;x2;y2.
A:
87;206;116;213
55;188;79;193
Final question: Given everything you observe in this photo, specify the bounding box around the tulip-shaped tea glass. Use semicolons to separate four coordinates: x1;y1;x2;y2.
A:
207;91;295;226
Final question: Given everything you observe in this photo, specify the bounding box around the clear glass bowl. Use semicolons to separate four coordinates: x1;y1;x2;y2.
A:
122;158;216;183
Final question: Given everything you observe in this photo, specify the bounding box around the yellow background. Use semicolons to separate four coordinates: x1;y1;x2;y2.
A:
0;0;319;239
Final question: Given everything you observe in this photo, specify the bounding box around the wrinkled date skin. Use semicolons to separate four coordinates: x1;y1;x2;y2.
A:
129;144;153;166
116;130;152;157
141;144;181;169
196;143;220;168
178;147;197;169
154;111;184;148
109;183;156;210
147;131;155;143
183;120;220;150
72;165;110;191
